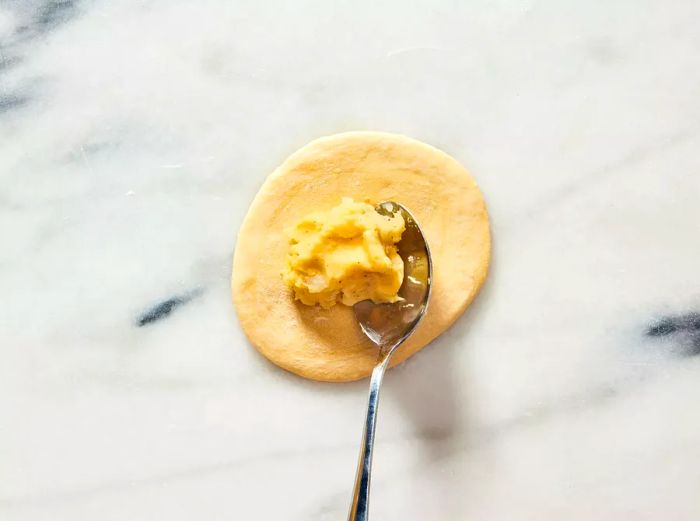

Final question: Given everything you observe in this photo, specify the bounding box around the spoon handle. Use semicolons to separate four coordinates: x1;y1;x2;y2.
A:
347;355;391;521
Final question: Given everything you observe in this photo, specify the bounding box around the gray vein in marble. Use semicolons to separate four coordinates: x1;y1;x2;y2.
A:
2;341;677;514
0;1;82;116
0;48;20;71
4;0;80;40
0;440;357;510
0;92;28;112
508;125;700;227
646;312;700;357
136;288;204;327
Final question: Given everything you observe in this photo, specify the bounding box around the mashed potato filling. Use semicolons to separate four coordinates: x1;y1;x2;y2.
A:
283;198;405;308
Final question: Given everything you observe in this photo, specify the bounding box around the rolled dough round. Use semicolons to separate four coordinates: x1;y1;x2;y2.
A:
231;132;490;382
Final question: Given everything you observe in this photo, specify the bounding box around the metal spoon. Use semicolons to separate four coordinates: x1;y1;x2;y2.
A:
347;201;432;521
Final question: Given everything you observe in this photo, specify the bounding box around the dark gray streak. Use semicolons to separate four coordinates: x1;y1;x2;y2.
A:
5;0;79;35
646;312;700;356
136;289;204;327
34;0;77;29
0;1;83;115
0;94;30;113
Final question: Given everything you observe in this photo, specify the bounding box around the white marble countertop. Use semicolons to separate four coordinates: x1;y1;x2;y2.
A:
2;1;700;519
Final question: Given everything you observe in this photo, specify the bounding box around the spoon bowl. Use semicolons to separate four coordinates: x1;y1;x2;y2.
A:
353;201;432;350
347;201;432;521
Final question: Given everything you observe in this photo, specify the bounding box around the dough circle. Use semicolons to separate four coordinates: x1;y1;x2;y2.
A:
231;132;490;382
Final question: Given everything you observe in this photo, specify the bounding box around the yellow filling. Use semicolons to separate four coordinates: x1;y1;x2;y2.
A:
283;198;405;308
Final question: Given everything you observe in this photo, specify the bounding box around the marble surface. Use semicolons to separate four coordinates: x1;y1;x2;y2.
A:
2;1;700;519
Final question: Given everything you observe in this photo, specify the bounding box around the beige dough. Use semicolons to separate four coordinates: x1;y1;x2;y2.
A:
231;132;490;382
